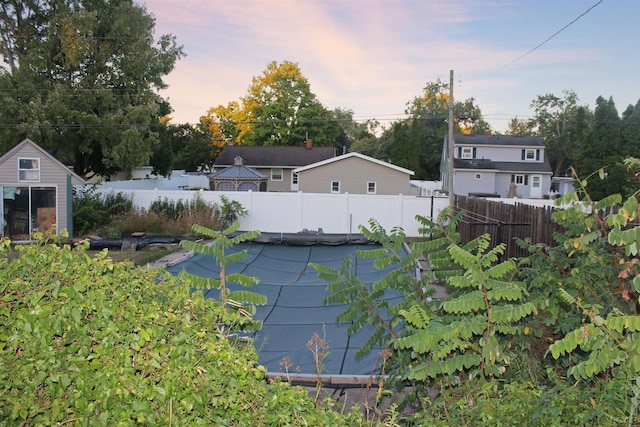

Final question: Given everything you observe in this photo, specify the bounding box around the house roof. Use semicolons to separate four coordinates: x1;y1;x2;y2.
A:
0;138;86;184
293;152;415;175
454;158;552;174
450;134;545;147
214;145;336;168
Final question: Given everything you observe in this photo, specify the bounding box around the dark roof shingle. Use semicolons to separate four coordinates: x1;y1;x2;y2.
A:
214;145;335;167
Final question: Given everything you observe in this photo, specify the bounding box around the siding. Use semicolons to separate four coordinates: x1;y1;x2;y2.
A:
0;141;84;235
297;157;410;195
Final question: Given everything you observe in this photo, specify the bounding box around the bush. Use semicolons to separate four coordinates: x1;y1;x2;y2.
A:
0;236;366;425
72;186;132;236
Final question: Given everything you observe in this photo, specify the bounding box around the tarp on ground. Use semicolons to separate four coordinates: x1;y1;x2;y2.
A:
167;240;406;376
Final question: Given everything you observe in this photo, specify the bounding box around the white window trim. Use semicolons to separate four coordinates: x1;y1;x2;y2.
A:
331;181;340;193
461;147;473;159
475;173;482;180
271;168;283;181
291;172;298;185
367;181;377;194
514;174;525;185
524;149;536;161
18;158;40;182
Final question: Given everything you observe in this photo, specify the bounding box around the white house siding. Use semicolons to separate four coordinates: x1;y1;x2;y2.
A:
455;171;497;196
297;157;410;195
469;146;545;163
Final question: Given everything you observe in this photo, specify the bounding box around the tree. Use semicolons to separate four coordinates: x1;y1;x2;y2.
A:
379;79;491;180
503;117;534;135
527;91;589;177
0;0;184;179
201;61;340;148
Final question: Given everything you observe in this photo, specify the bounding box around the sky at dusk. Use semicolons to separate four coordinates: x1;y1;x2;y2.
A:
143;0;640;133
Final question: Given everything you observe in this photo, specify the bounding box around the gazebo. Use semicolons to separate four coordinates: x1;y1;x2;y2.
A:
208;156;268;191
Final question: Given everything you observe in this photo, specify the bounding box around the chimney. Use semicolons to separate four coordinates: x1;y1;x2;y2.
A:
305;138;312;149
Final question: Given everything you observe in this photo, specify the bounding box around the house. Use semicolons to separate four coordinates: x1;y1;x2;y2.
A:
0;138;85;240
440;134;552;198
213;142;335;192
293;152;414;195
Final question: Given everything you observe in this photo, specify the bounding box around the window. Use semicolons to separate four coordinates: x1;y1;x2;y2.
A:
292;172;298;185
522;149;539;161
367;181;376;194
18;158;40;182
331;181;340;193
513;174;526;185
271;168;283;181
461;147;474;159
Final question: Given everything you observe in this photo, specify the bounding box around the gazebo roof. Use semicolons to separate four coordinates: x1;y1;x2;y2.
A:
210;157;267;180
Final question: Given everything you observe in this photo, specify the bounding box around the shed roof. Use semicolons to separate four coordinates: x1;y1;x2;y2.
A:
214;145;335;168
0;138;86;184
293;152;414;175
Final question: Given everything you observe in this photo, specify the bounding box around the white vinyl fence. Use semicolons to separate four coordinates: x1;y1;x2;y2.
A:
90;187;449;237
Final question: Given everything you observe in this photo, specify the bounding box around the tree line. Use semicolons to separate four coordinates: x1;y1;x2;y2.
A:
1;1;639;200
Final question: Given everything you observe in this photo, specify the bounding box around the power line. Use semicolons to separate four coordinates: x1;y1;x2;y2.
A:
504;0;604;67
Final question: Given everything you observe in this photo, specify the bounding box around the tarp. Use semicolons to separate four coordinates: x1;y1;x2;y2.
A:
167;240;406;376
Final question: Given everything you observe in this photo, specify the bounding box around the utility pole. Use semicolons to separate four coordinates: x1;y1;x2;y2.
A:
448;69;455;213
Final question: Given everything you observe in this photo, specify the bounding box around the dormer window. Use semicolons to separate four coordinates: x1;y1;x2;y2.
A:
522;149;540;161
458;146;476;159
18;158;40;182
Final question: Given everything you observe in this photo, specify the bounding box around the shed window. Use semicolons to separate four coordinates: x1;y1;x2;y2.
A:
18;158;40;182
331;181;340;193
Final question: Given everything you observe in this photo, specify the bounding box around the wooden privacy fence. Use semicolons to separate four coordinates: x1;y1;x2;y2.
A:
455;196;562;259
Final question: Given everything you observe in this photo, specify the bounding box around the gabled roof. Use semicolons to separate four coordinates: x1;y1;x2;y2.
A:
449;134;545;147
214;145;336;168
293;152;414;175
0;138;86;184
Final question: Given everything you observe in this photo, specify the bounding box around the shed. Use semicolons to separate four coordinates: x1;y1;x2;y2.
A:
0;139;85;240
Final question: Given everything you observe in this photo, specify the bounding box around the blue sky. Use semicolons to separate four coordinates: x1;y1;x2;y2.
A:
145;0;640;133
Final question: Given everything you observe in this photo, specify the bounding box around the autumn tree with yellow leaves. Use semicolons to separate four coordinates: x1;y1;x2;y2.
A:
201;61;341;148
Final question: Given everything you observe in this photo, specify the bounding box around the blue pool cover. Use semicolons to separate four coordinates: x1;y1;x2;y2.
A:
167;241;406;376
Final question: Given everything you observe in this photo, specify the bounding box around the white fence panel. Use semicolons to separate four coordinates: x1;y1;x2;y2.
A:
89;186;449;237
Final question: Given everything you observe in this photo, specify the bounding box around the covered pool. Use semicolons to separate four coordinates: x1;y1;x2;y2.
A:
167;240;406;377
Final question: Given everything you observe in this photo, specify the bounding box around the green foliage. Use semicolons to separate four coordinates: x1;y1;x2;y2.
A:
179;222;265;334
312;212;467;387
397;234;535;381
0;0;185;178
0;234;364;425
407;378;626;426
219;195;248;228
517;166;640;385
72;186;133;236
